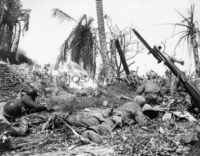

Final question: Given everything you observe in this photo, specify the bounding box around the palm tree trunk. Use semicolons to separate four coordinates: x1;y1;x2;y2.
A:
0;9;4;25
0;24;5;49
0;0;6;25
11;22;21;53
96;0;114;81
110;39;117;71
192;35;200;77
0;25;11;51
6;25;13;51
11;22;21;63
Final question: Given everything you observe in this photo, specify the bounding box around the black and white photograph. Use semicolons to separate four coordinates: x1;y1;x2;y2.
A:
0;0;200;155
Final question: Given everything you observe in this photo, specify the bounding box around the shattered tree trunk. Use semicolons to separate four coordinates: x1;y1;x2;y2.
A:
110;39;117;71
11;22;21;55
115;39;130;76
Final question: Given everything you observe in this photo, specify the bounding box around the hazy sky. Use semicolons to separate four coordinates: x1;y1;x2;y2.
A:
20;0;200;75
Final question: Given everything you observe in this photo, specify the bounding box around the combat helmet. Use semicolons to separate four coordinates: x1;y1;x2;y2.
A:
134;95;146;107
26;88;38;98
145;81;161;93
146;70;157;79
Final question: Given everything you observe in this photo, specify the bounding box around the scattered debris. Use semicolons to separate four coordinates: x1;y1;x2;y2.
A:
1;61;200;156
172;111;197;122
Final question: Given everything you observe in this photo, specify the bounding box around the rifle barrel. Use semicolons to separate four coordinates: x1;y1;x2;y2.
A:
132;29;152;51
133;28;200;109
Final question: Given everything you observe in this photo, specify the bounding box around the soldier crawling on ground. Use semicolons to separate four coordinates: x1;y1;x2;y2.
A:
0;88;47;137
136;71;163;106
64;71;165;144
66;95;148;144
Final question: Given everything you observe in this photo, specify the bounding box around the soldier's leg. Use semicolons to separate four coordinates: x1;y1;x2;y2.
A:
0;102;11;124
82;130;103;144
82;119;115;144
67;114;101;127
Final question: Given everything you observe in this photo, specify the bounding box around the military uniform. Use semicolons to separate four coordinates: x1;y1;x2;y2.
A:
114;101;147;126
136;80;163;105
187;78;200;112
67;108;107;128
67;96;147;144
193;78;200;90
1;89;47;137
3;94;46;121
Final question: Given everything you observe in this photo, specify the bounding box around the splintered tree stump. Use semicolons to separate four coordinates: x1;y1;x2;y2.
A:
115;39;130;76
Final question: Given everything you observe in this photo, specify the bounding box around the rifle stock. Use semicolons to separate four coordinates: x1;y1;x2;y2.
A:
132;28;200;109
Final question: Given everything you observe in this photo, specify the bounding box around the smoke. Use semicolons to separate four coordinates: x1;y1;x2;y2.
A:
0;48;34;65
16;48;34;65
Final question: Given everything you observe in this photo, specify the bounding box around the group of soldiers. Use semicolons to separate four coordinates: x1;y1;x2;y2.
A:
67;71;163;144
0;71;165;145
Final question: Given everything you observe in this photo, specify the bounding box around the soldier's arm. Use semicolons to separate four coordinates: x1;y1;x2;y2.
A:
22;96;39;108
135;107;147;125
22;96;46;111
136;83;145;95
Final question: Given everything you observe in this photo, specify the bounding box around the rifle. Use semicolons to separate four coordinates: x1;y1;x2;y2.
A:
132;28;200;109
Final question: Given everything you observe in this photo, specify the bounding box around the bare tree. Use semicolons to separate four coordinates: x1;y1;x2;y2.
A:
104;15;143;77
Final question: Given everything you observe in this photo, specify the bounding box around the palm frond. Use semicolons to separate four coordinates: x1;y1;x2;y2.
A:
54;12;96;74
175;10;190;24
170;30;188;39
61;39;69;61
77;14;87;25
71;15;95;72
52;8;76;23
174;23;190;29
87;18;94;27
173;32;188;52
190;5;194;25
22;10;30;35
172;4;199;53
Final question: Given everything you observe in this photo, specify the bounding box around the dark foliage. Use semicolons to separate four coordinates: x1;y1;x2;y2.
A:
52;10;96;75
0;49;33;65
70;15;95;72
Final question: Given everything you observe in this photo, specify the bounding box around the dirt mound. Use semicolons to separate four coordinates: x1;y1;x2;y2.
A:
0;62;34;100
